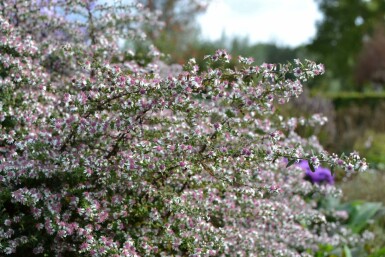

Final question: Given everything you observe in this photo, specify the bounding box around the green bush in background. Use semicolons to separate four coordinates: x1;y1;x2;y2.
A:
354;130;385;168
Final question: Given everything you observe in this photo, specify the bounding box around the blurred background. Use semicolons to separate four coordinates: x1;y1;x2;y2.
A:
136;0;385;253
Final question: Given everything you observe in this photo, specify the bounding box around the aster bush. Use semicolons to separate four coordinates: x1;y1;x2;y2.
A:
0;1;370;256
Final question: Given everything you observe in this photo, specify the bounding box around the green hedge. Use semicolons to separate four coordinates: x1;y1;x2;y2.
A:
320;91;385;109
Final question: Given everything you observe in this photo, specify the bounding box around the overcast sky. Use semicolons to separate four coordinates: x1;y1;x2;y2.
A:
197;0;323;47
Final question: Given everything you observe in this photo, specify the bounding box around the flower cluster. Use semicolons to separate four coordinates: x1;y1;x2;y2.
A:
0;1;369;256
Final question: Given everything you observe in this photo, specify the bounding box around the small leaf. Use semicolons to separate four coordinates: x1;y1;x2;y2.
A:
308;161;316;172
225;109;235;118
255;128;266;135
286;159;296;168
343;245;352;257
348;202;382;233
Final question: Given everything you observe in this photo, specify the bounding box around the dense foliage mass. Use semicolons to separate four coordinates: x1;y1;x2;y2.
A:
0;1;368;256
309;0;385;91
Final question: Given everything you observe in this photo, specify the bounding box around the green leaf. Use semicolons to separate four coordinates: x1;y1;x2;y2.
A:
343;245;352;257
225;109;235;118
348;202;382;233
286;159;296;168
308;161;316;172
254;128;266;135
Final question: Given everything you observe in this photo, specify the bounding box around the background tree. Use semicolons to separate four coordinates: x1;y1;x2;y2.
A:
355;23;385;90
139;0;210;63
308;0;385;91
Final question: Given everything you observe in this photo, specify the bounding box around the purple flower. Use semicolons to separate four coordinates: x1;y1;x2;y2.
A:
298;160;334;185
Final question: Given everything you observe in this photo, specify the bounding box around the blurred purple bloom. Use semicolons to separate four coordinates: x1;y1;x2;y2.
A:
40;6;55;17
298;160;334;185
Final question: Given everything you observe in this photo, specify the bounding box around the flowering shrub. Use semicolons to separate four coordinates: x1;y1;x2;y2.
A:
0;1;369;256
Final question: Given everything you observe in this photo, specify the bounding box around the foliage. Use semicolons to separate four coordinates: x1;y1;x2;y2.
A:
339;201;382;234
339;171;385;255
309;92;385;155
0;0;370;256
281;88;336;150
140;0;210;64
354;130;385;167
168;36;313;71
341;170;385;205
332;100;385;154
309;0;385;91
314;196;383;256
355;24;385;90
